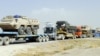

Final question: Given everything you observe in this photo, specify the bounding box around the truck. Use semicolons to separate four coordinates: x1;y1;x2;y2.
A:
75;25;93;38
44;21;76;40
75;26;82;38
93;28;100;37
81;25;93;38
56;21;76;39
0;15;49;46
43;22;56;40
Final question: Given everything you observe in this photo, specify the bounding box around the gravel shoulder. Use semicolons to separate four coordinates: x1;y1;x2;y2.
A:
1;38;100;56
0;41;56;56
15;38;100;56
53;47;100;56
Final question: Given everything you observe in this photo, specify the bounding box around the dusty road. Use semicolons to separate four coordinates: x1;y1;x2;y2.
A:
0;40;56;56
53;48;100;56
0;38;100;56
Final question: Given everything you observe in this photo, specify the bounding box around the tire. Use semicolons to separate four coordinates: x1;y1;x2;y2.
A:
79;35;82;38
10;38;16;43
82;34;87;38
31;26;38;35
42;38;46;42
54;36;58;40
3;36;10;45
45;37;49;42
61;35;65;40
18;26;25;35
58;34;65;40
88;35;93;38
26;27;32;35
34;30;37;35
36;37;42;42
72;35;76;39
0;37;3;46
44;35;49;42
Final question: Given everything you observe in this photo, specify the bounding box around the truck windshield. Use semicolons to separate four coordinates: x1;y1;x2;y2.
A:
44;27;53;33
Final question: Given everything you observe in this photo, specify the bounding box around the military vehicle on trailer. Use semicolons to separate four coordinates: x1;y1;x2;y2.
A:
0;15;48;46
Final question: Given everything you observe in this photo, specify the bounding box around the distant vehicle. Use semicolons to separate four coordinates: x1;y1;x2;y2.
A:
75;26;82;38
44;21;76;40
75;25;93;38
56;21;76;39
44;22;57;40
93;28;100;37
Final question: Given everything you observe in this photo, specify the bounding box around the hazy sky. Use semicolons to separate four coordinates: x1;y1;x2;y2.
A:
0;0;100;33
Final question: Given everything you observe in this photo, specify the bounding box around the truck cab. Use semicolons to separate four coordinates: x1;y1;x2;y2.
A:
75;26;82;38
44;22;56;40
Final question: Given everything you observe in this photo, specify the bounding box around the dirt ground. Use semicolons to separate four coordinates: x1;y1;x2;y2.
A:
15;38;100;56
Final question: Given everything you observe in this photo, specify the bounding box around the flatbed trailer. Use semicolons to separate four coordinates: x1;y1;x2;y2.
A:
0;31;49;46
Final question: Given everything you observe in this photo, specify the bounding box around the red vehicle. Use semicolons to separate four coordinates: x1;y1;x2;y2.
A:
75;26;82;38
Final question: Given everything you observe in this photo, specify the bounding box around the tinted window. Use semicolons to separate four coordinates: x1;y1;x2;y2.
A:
44;27;54;33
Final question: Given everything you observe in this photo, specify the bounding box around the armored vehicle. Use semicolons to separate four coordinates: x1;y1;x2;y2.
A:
0;15;39;35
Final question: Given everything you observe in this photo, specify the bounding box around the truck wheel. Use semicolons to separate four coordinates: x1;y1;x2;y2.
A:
58;34;65;40
54;36;57;40
18;26;25;35
62;35;65;40
31;26;38;35
26;27;32;35
45;37;49;42
89;35;93;38
36;37;42;42
34;30;37;35
42;38;46;42
73;36;76;39
82;34;87;38
10;38;16;43
0;37;3;46
3;36;10;45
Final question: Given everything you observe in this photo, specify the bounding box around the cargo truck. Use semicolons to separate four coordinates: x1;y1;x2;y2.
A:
44;21;76;40
75;25;93;38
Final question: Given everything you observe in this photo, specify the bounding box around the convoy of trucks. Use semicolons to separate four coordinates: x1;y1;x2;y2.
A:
0;15;98;46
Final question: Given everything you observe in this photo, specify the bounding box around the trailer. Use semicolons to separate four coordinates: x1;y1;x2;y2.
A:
0;28;49;46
